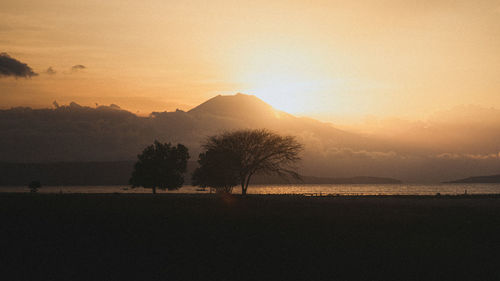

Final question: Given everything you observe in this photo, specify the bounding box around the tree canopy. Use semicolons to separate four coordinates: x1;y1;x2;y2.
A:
192;147;240;193
192;129;303;195
130;141;189;194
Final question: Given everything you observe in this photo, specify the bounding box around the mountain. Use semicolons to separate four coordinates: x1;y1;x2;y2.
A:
1;93;500;182
187;93;365;149
445;174;500;184
0;93;367;162
189;93;282;121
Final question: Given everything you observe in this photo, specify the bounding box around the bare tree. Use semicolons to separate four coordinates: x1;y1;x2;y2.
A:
193;129;303;195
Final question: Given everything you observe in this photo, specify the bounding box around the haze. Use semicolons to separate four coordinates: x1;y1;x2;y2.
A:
1;0;500;122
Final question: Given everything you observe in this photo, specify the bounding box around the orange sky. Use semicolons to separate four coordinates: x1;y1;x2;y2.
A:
1;0;499;122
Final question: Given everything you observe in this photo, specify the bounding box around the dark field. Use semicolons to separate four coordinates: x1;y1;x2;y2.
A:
1;194;500;281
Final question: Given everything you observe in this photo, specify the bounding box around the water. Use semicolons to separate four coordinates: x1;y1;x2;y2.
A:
1;183;500;195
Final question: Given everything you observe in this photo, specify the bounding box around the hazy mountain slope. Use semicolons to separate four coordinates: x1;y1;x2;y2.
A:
352;105;500;155
188;94;379;150
189;93;279;122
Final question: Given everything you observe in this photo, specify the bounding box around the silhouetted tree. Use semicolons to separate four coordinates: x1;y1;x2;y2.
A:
29;180;41;193
193;129;303;195
192;148;240;193
130;141;189;194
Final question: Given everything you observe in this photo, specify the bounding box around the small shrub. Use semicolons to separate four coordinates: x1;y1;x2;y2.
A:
29;180;41;193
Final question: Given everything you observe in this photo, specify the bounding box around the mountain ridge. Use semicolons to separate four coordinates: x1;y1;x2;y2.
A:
189;93;279;117
2;93;500;182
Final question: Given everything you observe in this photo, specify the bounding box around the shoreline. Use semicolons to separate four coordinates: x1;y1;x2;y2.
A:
2;182;500;197
2;192;500;199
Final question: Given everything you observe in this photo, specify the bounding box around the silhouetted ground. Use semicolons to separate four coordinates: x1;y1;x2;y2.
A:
1;193;500;281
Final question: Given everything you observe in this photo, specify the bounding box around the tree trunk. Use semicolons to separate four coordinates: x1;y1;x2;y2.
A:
152;186;157;194
241;181;246;196
241;174;252;197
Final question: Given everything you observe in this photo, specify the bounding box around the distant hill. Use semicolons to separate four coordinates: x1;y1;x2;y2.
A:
0;161;401;186
445;174;500;184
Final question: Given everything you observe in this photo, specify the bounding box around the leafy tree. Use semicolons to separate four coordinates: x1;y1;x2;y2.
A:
130;141;189;194
29;180;41;193
192;148;240;193
193;129;303;195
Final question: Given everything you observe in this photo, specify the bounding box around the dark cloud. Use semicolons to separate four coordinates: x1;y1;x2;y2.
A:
0;53;38;78
71;64;86;72
46;67;56;75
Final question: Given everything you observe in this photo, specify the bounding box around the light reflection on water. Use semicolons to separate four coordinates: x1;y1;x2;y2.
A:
1;184;500;195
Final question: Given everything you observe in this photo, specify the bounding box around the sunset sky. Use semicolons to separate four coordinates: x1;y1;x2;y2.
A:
1;0;499;122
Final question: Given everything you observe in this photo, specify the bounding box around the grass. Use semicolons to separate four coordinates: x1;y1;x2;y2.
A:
1;193;500;281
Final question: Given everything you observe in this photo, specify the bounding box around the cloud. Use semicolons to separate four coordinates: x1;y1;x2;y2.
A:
71;64;86;72
434;152;500;160
45;67;56;75
324;147;401;160
0;53;38;78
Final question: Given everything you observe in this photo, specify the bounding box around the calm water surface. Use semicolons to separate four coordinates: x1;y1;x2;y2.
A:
1;184;500;195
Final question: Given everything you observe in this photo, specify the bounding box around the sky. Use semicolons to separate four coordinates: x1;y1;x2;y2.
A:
1;0;500;122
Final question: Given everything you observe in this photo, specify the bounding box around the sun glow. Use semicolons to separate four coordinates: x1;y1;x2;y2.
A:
235;43;336;114
245;76;330;114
